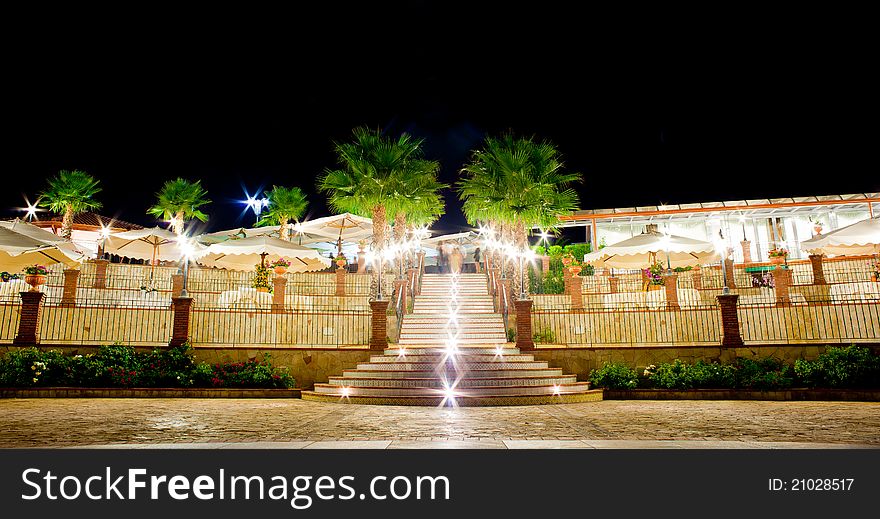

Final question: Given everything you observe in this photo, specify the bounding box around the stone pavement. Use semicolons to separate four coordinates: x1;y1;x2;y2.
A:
0;399;878;448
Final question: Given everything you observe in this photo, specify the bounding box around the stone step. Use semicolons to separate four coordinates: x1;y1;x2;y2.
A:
301;390;603;406
369;353;535;362
313;382;592;398
384;346;519;355
413;308;495;314
341;368;565;379
329;373;573;387
353;360;550;371
399;332;506;340
399;337;507;344
399;324;504;332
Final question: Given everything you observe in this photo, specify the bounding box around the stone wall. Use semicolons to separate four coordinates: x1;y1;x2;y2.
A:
533;344;880;382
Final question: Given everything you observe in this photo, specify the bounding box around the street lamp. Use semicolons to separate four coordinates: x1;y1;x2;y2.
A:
538;229;551;254
714;231;730;295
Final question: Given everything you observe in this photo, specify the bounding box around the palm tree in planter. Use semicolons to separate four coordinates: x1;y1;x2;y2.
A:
38;169;102;239
459;134;581;297
318;127;436;299
147;178;211;235
255;185;308;241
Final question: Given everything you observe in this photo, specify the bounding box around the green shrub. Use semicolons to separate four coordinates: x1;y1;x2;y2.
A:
590;362;638;389
794;345;880;388
532;328;556;343
506;328;516;342
732;358;793;390
646;360;735;389
194;354;294;388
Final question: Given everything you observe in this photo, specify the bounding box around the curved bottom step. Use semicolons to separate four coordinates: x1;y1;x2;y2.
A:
301;389;604;406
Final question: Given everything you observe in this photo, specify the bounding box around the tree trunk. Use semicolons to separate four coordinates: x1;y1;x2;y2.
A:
173;211;184;236
515;221;530;298
394;212;406;278
61;205;74;239
279;217;290;241
371;205;387;299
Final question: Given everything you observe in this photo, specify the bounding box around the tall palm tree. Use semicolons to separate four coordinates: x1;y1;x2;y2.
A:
38;169;102;239
147;178;211;235
458;134;581;296
391;164;446;274
255;185;308;241
319;127;440;298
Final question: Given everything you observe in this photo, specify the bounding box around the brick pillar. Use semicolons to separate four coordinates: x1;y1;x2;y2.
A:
171;273;184;298
13;291;45;345
91;259;109;289
774;267;792;306
541;255;550;273
335;267;346;296
369;299;390;351
716;294;743;347
61;269;80;306
393;279;407;313
608;276;619;294
569;275;583;309
169;296;193;347
272;277;287;313
692;267;703;290
723;260;737;289
663;273;679;310
514;299;535;350
740;240;752;263
808;254;827;285
357;248;366;273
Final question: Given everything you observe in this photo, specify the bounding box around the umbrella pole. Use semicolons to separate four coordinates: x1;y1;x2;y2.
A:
150;243;157;283
261;252;267;268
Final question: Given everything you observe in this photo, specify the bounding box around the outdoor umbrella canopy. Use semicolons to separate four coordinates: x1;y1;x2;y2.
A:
103;227;194;263
0;219;85;262
0;226;83;271
297;213;373;255
198;225;329;246
800;217;880;257
584;231;720;269
196;235;331;272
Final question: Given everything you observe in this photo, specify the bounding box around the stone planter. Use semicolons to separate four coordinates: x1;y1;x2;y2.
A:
568;265;582;276
256;287;269;293
273;266;288;275
336;259;347;268
647;284;663;291
24;274;46;292
561;256;573;267
769;256;785;265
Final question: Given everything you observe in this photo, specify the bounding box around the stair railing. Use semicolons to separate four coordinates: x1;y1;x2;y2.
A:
500;280;509;334
394;281;404;339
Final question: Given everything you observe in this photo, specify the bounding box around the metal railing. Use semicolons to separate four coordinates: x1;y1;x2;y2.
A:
38;295;173;346
738;297;880;344
0;296;21;343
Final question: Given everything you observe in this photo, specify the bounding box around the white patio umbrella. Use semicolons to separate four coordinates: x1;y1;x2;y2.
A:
800;217;880;257
0;226;83;271
103;227;202;282
0;219;85;261
196;235;331;272
584;230;719;269
297;213;373;255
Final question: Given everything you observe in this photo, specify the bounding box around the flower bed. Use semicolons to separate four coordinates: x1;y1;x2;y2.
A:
0;343;295;389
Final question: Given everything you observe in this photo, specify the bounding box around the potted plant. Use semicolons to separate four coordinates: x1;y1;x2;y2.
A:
252;264;273;293
768;248;788;265
561;252;574;268
0;271;20;283
335;254;347;268
809;216;824;235
871;260;879;283
270;258;291;275
22;264;49;292
643;261;664;290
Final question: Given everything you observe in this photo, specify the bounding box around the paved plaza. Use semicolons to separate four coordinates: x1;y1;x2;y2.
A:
0;399;878;448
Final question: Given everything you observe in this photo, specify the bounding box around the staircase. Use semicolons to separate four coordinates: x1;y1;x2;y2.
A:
301;274;602;406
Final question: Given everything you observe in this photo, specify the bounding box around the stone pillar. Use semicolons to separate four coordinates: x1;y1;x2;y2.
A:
369;299;390;351
608;276;619;294
692;267;703;290
723;260;737;289
774;267;792;306
740;240;752;263
272;277;287;313
13;291;45;345
335;267;346;296
716;294;743;347
169;297;193;347
357;247;366;273
569;275;583;309
541;255;550;273
514;298;535;350
91;259;109;289
808;254;827;285
663;273;679;310
61;269;80;306
171;273;184;298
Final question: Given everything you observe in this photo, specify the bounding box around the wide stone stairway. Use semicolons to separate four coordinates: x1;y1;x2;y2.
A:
301;274;602;406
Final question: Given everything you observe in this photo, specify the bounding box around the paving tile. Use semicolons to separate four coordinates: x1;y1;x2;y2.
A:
503;440;592;449
389;440;507;449
304;440;392;449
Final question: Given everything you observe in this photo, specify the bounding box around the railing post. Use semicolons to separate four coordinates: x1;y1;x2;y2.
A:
335;267;347;296
569;275;583;309
369;299;389;351
740;240;752;263
169;296;193;347
514;299;534;350
171;273;184;298
61;269;80;306
91;259;109;289
663;273;680;310
692;266;702;290
13;291;45;345
393;279;406;314
272;276;287;313
808;254;827;285
716;294;743;347
723;260;737;289
774;267;792;306
406;267;417;299
608;276;619;294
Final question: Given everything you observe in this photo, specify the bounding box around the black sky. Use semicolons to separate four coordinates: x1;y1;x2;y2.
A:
2;5;876;238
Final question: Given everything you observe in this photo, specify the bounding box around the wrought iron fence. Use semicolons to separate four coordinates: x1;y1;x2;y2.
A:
0;295;21;343
38;295;173;346
738;298;880;344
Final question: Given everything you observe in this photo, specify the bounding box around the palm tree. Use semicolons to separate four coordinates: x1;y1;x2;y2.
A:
255;186;308;241
391;162;446;274
458;134;581;296
318;127;440;298
38;169;102;239
147;178;211;235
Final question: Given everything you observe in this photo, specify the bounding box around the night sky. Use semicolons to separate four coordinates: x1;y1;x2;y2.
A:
3;5;876;240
